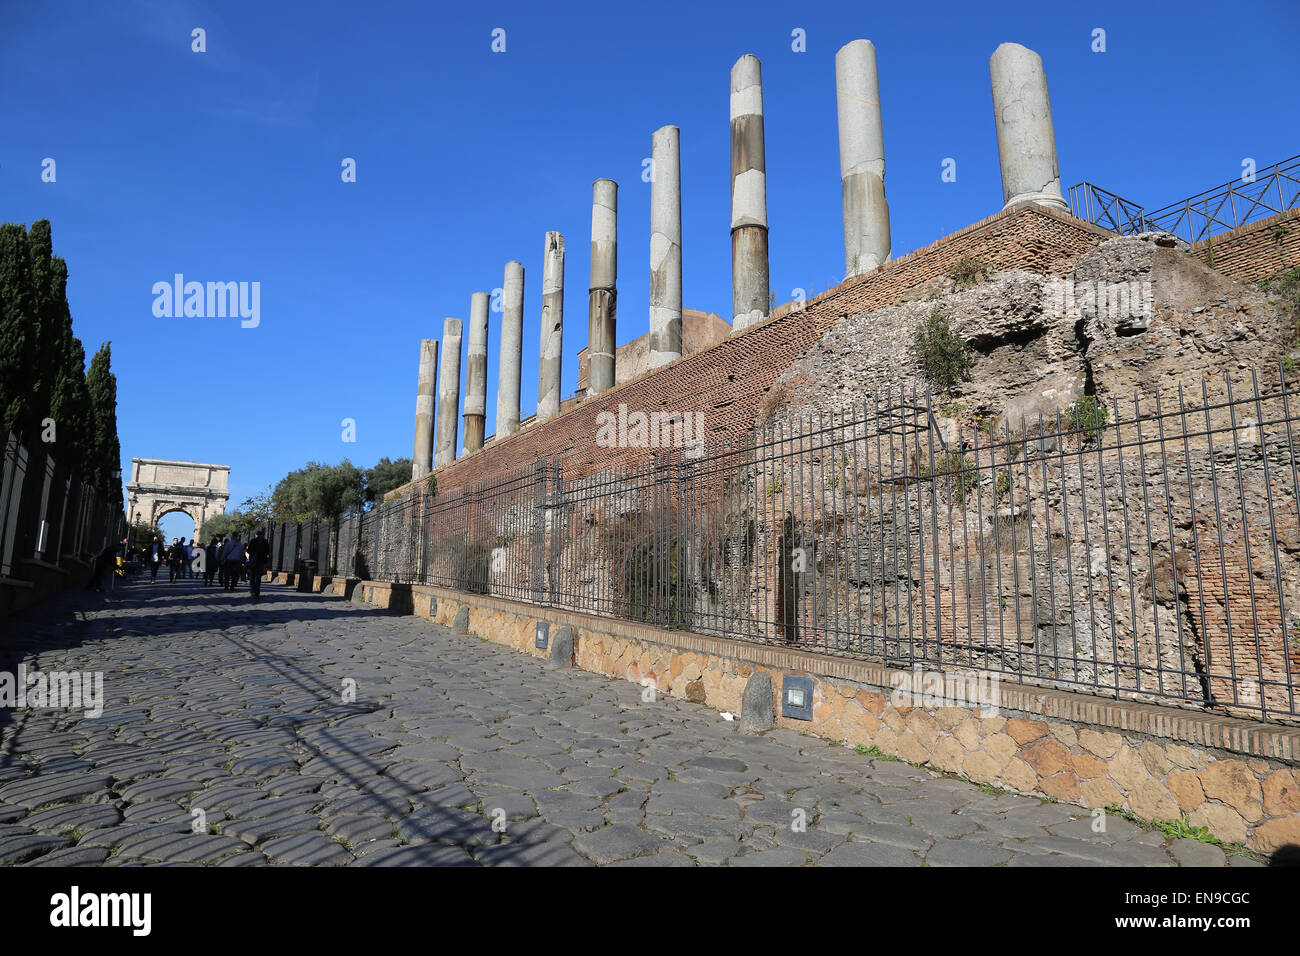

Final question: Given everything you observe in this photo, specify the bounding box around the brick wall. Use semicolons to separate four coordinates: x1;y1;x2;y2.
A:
1191;209;1300;284
396;206;1109;501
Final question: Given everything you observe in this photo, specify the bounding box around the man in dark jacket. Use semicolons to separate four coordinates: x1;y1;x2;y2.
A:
167;537;185;582
204;536;220;586
148;535;165;582
246;530;271;601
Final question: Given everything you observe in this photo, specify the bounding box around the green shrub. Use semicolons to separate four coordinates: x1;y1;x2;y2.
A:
919;451;978;504
949;257;992;289
1066;395;1108;442
913;309;972;392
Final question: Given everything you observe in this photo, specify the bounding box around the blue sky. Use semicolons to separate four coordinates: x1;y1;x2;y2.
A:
3;0;1298;538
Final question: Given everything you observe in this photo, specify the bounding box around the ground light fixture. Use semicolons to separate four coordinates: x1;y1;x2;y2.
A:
782;675;814;720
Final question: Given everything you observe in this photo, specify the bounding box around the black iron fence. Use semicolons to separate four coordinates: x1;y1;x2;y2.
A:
0;424;124;587
274;373;1300;723
1069;154;1300;244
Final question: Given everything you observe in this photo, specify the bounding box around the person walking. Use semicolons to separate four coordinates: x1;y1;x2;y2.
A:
148;535;164;582
246;529;270;601
204;536;220;586
219;535;244;591
167;537;183;582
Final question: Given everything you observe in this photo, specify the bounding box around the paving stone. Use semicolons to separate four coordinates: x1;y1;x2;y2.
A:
572;825;669;864
21;845;111;866
412;784;477;809
727;847;815;867
260;832;353;865
113;831;249;864
1169;839;1227;868
396;805;495;846
23;803;122;833
0;773;113;809
327;814;397;845
223;814;323;844
608;850;697;866
0;832;74;864
819;841;922;866
474;842;592;866
924;839;1015;867
349;844;477;866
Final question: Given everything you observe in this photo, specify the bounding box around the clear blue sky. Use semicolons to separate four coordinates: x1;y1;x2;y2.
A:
3;0;1298;538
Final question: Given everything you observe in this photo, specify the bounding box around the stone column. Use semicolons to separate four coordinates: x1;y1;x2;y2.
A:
411;338;438;480
835;39;891;278
989;42;1068;211
648;125;682;369
730;54;769;333
463;291;489;453
434;317;462;468
588;179;618;396
537;231;565;423
497;261;524;439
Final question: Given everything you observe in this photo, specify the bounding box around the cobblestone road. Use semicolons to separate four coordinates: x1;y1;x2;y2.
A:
0;579;1261;867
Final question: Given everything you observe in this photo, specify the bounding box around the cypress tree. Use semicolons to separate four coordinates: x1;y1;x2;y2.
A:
86;341;122;505
26;220;60;436
0;223;37;437
46;256;92;472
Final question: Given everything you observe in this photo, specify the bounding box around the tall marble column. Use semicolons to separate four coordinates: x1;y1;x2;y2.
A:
463;292;489;453
434;317;462;468
496;261;524;439
411;338;438;480
835;39;891;277
989;42;1068;211
648;125;682;369
588;179;618;396
537;232;565;422
730;54;769;332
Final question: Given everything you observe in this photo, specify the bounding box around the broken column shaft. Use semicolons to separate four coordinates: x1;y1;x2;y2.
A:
463;291;489;453
411;338;438;480
648;125;682;369
835;39;891;278
434;317;462;468
989;42;1068;211
496;261;524;439
587;179;618;396
537;232;565;423
730;54;769;333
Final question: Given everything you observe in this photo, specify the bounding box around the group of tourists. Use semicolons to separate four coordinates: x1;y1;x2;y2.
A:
136;530;273;600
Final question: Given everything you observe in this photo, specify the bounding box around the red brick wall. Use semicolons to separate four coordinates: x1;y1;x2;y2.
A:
1191;209;1300;284
397;207;1109;500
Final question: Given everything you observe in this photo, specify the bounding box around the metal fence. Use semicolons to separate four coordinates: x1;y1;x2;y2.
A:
0;425;123;585
1069;154;1300;244
300;373;1300;723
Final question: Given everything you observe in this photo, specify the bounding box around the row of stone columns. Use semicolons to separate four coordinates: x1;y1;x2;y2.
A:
412;40;1066;479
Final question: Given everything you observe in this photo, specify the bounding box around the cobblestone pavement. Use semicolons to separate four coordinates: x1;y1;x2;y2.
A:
0;579;1262;867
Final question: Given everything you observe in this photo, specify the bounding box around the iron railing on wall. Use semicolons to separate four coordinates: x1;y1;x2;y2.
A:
325;371;1300;723
0;424;123;585
1069;154;1300;244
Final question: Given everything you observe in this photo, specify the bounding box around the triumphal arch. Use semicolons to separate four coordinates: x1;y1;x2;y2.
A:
126;458;230;540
